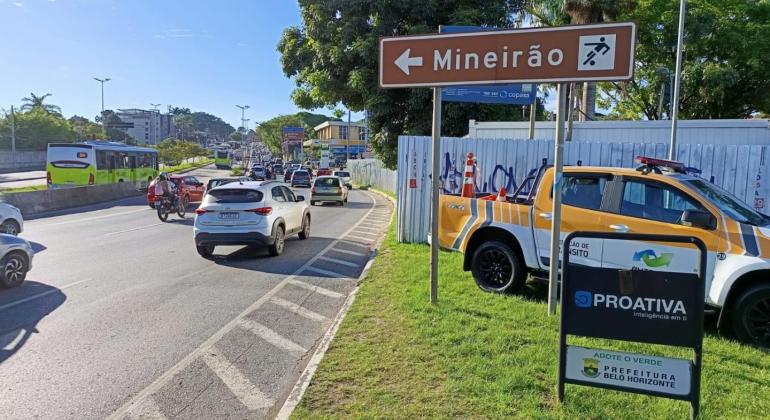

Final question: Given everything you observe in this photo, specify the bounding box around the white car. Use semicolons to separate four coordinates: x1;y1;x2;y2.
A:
332;170;352;188
0;234;34;288
0;203;23;235
193;181;310;258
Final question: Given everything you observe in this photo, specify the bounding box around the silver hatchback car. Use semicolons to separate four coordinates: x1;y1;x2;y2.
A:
310;176;348;206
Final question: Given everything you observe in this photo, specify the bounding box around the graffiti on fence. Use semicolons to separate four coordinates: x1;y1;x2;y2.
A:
437;152;539;194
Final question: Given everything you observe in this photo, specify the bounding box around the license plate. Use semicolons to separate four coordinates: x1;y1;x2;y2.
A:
219;212;239;220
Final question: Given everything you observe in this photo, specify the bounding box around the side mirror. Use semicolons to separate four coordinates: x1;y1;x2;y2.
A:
681;210;715;230
295;195;305;202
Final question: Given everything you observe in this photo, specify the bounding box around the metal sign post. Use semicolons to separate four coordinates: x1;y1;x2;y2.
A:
429;87;442;304
558;232;706;419
547;83;567;315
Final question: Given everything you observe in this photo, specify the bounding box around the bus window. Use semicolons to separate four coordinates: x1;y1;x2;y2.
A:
97;151;109;170
128;154;137;169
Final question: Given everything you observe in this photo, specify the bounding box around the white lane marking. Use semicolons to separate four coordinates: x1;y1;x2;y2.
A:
286;279;344;299
351;230;378;237
329;247;367;257
107;191;378;420
354;226;380;232
32;207;146;227
269;297;328;322
0;265;218;314
338;239;371;248
202;346;274;410
104;223;164;236
1;328;26;351
0;279;89;312
318;255;360;268
126;398;168;420
237;318;306;353
345;234;374;242
304;266;348;279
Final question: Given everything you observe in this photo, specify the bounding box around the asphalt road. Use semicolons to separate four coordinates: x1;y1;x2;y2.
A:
0;165;393;419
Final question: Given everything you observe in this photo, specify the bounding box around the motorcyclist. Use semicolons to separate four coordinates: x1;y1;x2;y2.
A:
154;172;178;209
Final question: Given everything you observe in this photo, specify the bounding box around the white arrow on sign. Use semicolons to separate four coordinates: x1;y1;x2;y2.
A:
395;49;423;75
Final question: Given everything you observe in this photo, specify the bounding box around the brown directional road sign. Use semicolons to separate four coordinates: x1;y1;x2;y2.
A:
379;22;636;88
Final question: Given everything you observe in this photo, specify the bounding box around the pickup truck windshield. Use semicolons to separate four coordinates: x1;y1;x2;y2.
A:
684;179;769;226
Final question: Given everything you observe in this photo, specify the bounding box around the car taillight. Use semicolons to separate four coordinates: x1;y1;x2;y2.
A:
336;187;342;194
311;187;316;193
195;208;208;215
248;207;272;216
46;171;52;185
88;173;95;185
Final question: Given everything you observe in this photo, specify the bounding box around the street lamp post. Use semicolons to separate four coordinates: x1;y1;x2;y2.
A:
93;77;111;115
669;0;687;160
236;104;250;147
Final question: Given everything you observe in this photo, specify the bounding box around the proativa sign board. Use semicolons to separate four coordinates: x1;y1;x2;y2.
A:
379;22;636;88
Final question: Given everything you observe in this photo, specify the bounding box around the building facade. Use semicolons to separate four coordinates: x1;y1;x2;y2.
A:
313;120;368;161
115;109;176;145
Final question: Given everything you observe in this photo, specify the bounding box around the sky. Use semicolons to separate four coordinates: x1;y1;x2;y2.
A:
0;0;364;129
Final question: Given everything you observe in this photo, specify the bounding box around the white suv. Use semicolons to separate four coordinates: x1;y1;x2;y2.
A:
193;181;310;258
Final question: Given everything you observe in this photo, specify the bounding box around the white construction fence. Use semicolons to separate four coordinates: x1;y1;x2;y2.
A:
397;136;769;243
348;159;397;194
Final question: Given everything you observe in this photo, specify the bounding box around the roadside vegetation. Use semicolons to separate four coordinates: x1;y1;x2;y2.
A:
294;225;770;419
159;158;214;174
230;166;245;176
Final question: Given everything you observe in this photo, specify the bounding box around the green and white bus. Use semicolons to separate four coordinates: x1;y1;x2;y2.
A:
214;149;231;169
47;141;159;188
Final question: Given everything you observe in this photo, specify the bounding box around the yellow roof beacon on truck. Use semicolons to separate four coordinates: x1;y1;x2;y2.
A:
438;156;770;348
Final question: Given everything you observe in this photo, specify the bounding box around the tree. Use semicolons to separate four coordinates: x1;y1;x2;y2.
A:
279;0;527;167
68;115;103;139
0;108;75;150
255;112;336;154
20;92;62;116
599;0;770;120
528;0;637;120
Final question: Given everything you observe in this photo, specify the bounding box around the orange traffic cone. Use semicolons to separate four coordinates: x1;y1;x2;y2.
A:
496;187;507;202
460;152;475;198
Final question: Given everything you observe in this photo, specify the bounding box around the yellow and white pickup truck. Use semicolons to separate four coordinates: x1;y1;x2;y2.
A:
439;157;770;347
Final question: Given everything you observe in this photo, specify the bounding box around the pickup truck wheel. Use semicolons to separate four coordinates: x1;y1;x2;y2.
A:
470;241;524;294
731;283;770;348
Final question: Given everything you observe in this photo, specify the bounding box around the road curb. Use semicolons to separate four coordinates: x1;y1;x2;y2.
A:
276;191;392;419
0;175;46;184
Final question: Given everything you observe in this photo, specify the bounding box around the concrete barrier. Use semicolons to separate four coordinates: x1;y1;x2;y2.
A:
0;182;144;217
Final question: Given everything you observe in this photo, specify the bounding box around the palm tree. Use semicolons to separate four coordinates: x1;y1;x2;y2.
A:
20;92;62;115
527;1;637;120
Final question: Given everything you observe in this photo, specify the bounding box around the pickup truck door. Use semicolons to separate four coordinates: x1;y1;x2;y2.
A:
532;171;612;269
600;177;722;290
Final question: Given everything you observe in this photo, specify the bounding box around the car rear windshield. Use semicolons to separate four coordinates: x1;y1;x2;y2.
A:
334;171;350;177
294;171;309;178
204;189;263;204
317;177;340;186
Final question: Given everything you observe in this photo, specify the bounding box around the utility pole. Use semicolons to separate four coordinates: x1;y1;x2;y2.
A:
669;0;686;160
150;103;161;111
346;109;351;164
10;105;16;170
